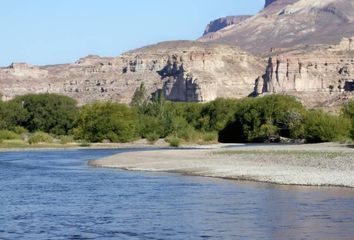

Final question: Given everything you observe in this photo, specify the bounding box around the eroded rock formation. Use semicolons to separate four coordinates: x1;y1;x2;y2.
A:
0;41;265;104
203;16;251;36
258;37;354;107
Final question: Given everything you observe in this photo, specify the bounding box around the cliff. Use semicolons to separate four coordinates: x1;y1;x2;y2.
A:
0;41;265;105
259;36;354;107
203;16;251;36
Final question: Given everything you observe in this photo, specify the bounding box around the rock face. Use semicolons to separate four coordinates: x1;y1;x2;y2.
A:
0;41;265;104
203;16;251;36
258;38;354;107
199;0;354;54
1;0;354;108
265;0;277;7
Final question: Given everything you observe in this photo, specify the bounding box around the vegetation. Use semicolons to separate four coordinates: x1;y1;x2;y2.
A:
219;95;306;143
73;102;139;143
166;137;182;148
0;92;353;148
28;132;53;145
304;110;351;143
343;100;354;139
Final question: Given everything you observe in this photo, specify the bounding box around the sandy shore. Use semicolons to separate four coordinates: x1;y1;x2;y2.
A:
89;143;354;188
0;139;171;152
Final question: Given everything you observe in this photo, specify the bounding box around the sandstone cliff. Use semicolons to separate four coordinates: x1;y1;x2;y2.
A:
258;37;354;107
203;16;251;36
0;41;265;105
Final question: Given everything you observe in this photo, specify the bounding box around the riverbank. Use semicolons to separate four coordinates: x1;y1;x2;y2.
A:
0;139;171;152
89;143;354;188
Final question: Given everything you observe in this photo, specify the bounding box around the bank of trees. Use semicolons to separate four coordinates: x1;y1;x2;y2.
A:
0;92;353;144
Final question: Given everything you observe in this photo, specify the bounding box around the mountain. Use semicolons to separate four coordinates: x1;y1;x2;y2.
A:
199;0;354;55
1;0;353;108
0;41;265;105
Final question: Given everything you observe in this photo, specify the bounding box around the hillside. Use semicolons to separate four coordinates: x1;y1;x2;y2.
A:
199;0;354;55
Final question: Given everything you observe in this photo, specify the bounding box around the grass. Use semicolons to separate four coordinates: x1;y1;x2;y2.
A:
217;149;352;159
0;139;30;148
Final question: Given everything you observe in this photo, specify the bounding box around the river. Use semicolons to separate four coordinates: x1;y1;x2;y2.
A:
1;149;354;239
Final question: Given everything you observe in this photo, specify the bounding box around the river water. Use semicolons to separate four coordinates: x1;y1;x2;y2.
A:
1;149;354;240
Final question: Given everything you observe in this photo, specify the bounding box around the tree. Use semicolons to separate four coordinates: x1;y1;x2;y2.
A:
12;93;78;135
304;110;351;143
219;95;306;143
74;102;139;142
131;83;148;108
343;100;354;139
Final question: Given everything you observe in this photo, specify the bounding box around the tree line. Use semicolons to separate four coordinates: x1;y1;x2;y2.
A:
0;88;353;145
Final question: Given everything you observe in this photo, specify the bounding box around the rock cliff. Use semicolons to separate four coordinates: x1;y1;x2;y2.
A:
258;37;354;107
0;41;265;104
203;16;251;36
1;0;354;108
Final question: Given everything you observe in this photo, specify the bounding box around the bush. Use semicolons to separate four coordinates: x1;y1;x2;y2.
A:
28;132;53;145
0;130;21;140
146;132;160;144
60;135;75;145
167;137;182;148
13;126;28;135
200;131;218;143
343;100;354;139
12;93;78;135
304;110;352;143
170;117;198;142
138;115;165;139
219;95;306;143
74;102;139;143
0;101;28;130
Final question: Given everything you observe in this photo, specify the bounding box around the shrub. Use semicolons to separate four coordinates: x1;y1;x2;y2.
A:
304;110;352;143
28;132;53;145
60;135;75;145
167;137;182;148
146;132;160;144
0;130;20;140
170;117;198;142
12;93;78;135
219;95;306;143
138;115;165;139
13;126;28;135
201;131;218;143
343;100;354;139
74;102;139;143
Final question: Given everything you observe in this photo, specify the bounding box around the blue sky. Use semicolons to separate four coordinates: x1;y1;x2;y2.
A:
0;0;264;66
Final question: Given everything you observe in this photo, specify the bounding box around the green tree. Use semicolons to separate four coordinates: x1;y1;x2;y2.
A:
131;83;148;108
74;102;139;142
219;95;306;143
343;100;354;139
12;93;78;135
304;110;352;143
0;99;28;130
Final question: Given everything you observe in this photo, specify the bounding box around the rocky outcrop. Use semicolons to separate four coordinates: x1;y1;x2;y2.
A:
265;0;277;8
259;38;354;107
199;0;354;54
0;41;265;104
203;16;251;36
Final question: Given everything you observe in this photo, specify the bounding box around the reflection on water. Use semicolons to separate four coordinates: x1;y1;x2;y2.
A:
1;149;354;240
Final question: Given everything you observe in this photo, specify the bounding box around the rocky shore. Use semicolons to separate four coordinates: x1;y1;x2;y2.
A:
89;143;354;188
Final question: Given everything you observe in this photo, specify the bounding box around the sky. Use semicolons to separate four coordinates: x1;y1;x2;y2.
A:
0;0;264;66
